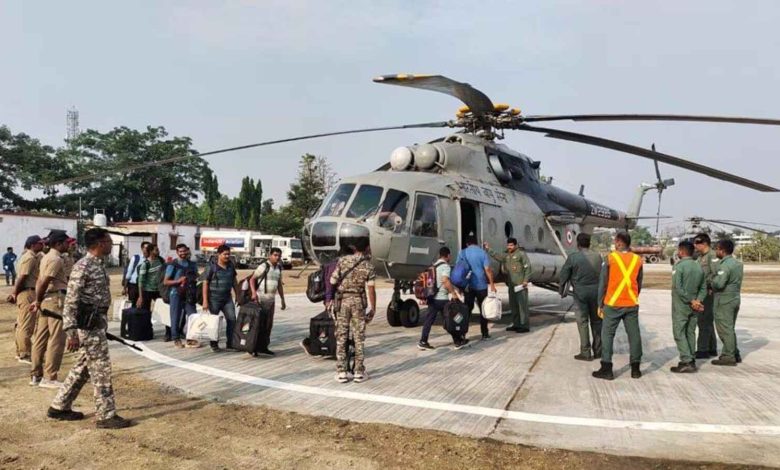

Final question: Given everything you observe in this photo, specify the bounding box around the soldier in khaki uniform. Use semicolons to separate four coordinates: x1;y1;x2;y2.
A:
485;238;533;333
29;232;70;388
7;235;45;363
559;233;603;361
330;237;376;384
48;228;131;429
693;233;719;359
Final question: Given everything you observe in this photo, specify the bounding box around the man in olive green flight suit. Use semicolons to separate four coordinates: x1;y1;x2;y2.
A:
693;233;719;359
559;233;603;361
485;238;533;333
710;239;743;366
670;241;707;373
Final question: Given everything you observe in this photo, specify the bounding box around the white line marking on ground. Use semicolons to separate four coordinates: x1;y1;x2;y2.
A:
130;344;780;436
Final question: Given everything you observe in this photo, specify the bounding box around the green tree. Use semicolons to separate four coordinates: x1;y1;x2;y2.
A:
630;226;655;246
0;125;56;209
60;126;210;222
739;234;780;262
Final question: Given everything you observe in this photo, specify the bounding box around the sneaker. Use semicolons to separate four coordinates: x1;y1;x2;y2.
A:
210;345;222;353
47;407;84;421
39;379;64;389
185;340;201;349
481;333;491;340
30;376;42;386
174;340;184;349
454;339;471;350
257;349;275;356
163;336;172;343
18;356;32;365
516;327;530;333
574;353;594;361
353;371;369;383
417;341;435;351
335;371;349;383
505;325;519;332
96;415;132;429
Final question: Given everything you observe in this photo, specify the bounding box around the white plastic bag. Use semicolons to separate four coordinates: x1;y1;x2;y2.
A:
152;298;172;327
481;294;503;321
112;297;131;322
185;312;225;342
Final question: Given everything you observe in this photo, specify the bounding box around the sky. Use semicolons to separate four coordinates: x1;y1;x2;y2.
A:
3;0;780;232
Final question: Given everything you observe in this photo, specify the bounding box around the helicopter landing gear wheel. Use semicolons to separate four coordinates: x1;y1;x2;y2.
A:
647;255;660;264
386;301;402;327
399;299;420;327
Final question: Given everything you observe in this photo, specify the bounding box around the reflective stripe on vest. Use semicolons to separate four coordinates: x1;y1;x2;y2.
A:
605;251;641;307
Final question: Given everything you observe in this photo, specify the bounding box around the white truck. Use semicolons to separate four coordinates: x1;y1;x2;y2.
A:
199;231;304;269
251;235;304;269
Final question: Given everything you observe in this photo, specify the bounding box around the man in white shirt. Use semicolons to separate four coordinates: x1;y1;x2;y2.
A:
249;248;287;356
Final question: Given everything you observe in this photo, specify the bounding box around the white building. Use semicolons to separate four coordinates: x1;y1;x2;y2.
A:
0;211;78;259
102;221;245;266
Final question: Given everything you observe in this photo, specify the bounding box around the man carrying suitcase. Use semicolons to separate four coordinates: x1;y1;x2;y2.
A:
201;244;239;352
249;248;286;356
330;238;376;383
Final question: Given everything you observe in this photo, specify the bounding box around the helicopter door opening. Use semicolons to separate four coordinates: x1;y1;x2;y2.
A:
460;200;480;248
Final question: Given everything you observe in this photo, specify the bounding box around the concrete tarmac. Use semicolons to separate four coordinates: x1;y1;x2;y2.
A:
112;288;780;467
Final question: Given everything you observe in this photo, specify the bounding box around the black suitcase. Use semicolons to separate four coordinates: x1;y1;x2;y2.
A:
232;302;269;354
443;300;470;337
307;310;336;357
120;307;154;341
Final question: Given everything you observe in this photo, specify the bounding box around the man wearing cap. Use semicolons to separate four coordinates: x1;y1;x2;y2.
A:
7;236;44;364
711;239;744;366
29;232;70;388
485;238;533;333
3;247;17;286
693;233;719;359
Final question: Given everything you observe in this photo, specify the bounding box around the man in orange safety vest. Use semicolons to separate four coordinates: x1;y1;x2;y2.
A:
592;231;644;381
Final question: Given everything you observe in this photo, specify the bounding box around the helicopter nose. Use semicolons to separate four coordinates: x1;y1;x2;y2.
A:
306;220;371;263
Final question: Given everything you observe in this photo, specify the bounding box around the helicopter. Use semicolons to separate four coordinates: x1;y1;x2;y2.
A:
49;74;780;328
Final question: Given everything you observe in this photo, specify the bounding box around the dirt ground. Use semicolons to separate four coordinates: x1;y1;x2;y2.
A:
642;269;780;294
0;269;771;469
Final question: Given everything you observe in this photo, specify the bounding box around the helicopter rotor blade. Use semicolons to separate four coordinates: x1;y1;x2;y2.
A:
45;121;450;186
373;74;495;117
656;190;663;234
523;114;780;126
705;220;772;235
517;124;779;192
710;219;780;228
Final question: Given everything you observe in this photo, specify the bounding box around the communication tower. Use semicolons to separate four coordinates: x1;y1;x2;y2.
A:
66;106;80;142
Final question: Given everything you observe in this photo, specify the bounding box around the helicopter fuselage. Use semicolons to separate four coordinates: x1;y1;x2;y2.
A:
303;133;636;286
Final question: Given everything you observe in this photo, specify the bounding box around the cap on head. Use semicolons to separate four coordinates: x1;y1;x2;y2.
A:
48;231;69;246
24;235;44;248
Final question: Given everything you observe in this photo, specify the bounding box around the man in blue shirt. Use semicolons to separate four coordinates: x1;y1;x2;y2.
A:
123;242;150;306
3;247;17;286
456;235;497;340
164;244;199;348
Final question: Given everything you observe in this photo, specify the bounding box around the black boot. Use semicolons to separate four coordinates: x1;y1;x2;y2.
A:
695;351;710;360
670;361;697;373
574;353;593;361
592;361;614;380
631;362;642;379
47;407;84;421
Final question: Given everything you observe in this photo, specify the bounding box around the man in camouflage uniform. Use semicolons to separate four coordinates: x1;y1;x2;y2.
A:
485;238;533;333
330;237;376;384
693;233;719;359
47;228;131;429
559;233;603;361
710;239;744;366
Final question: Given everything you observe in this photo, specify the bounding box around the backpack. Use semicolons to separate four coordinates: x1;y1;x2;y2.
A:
195;262;215;306
443;300;470;336
450;257;473;290
306;267;326;303
237;260;276;306
413;260;445;301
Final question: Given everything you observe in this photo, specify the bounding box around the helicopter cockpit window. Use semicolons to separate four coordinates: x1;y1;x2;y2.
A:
319;183;355;217
411;194;439;238
346;185;384;219
378;189;409;233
